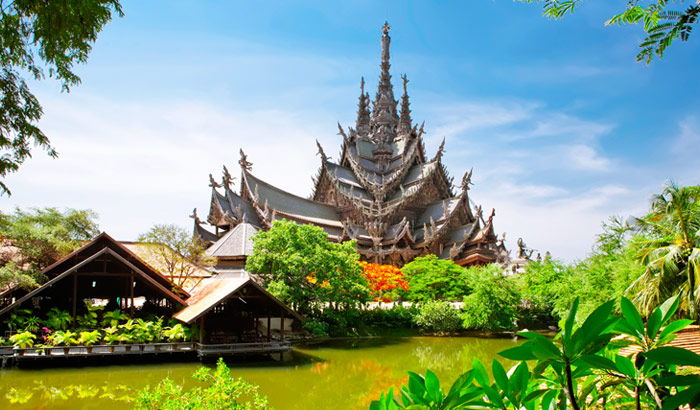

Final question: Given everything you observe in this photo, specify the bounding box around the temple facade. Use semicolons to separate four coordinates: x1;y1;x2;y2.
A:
194;23;510;267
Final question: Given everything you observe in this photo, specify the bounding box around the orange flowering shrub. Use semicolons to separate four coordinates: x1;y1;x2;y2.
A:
358;261;409;302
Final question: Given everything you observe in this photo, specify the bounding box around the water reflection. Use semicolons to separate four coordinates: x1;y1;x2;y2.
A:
0;336;522;410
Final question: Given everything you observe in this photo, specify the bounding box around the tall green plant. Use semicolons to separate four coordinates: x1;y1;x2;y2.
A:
45;307;72;330
630;182;700;319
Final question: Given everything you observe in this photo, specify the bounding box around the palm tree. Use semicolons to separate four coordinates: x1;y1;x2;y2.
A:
629;182;700;318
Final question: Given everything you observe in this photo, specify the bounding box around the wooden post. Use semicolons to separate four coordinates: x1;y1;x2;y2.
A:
280;310;285;341
130;272;135;317
199;316;205;344
72;273;78;318
267;316;271;342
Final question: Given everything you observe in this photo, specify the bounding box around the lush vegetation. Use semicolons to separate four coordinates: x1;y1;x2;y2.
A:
0;1;123;195
370;295;700;410
520;182;700;324
134;358;272;410
246;220;370;314
137;224;217;291
0;207;100;290
4;304;194;350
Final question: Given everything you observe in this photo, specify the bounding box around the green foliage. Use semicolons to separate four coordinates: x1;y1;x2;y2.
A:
0;1;123;194
137;224;216;291
50;330;78;346
45;307;72;331
130;318;165;343
75;300;104;329
461;265;520;331
102;326;126;345
519;0;700;63
371;295;700;409
266;280;292;306
163;323;187;342
102;309;128;327
22;316;41;332
78;330;101;346
246;219;370;314
308;305;418;337
401;255;470;301
133;357;272;410
0;207;99;289
413;300;461;334
9;331;36;348
629;182;700;319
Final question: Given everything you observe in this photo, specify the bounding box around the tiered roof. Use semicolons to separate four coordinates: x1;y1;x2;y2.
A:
193;23;510;267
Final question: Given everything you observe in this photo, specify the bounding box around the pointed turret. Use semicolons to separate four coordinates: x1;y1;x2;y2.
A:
370;22;398;144
356;77;370;137
398;74;412;135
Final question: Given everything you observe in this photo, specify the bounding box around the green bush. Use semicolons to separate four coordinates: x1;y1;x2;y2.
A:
303;319;329;338
412;300;461;333
134;358;271;410
460;265;520;331
401;255;470;301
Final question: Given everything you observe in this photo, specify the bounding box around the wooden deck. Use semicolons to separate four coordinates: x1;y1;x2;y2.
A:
196;341;291;357
0;341;293;365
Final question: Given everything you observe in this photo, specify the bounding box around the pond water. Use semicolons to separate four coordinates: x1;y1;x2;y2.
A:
0;336;521;410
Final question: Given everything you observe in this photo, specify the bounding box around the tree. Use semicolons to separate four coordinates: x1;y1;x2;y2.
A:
520;0;700;62
0;0;123;195
629;182;700;318
136;224;216;291
359;261;409;303
0;207;99;289
461;264;521;331
246;219;369;314
401;255;470;301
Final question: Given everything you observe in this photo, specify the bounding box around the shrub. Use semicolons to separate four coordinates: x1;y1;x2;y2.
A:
413;300;461;333
460;265;520;331
134;358;272;410
303;319;329;338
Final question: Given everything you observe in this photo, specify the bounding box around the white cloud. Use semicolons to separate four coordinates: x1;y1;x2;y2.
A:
671;116;700;156
566;144;611;171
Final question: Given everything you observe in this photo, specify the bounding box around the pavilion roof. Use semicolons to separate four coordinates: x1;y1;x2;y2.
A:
0;232;188;317
174;269;302;324
206;222;258;258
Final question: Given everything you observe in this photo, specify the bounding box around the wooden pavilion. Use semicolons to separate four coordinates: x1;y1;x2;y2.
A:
0;232;187;321
174;271;301;347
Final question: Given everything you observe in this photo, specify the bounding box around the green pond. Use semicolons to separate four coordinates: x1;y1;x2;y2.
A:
0;336;521;410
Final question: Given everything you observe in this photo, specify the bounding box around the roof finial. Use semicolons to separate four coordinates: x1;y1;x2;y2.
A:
239;149;253;171
356;77;370;137
399;73;412;133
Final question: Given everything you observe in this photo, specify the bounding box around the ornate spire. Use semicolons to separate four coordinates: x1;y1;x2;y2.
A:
356;77;370;137
370;21;398;143
398;74;412;134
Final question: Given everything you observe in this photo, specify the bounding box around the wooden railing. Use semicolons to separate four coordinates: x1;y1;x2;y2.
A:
6;341;292;360
11;342;196;358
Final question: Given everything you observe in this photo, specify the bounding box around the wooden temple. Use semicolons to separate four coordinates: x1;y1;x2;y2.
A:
194;23;510;267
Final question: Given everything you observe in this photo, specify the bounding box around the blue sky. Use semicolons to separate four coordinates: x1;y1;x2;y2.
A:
2;0;699;261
